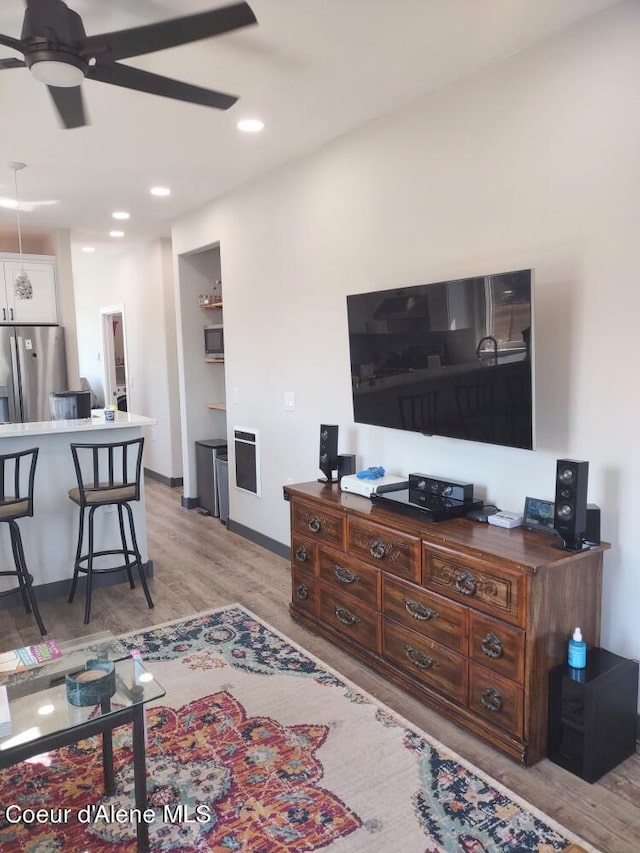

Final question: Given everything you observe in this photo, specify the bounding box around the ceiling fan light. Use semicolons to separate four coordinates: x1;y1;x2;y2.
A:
30;60;85;88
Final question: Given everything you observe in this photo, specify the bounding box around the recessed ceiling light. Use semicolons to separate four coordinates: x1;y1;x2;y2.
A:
81;246;95;253
150;186;171;197
237;118;264;133
110;230;125;238
112;211;130;220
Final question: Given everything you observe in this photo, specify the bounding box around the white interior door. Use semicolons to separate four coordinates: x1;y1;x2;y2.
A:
101;306;128;409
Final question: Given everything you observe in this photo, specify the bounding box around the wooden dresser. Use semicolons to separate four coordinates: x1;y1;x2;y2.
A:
283;481;609;766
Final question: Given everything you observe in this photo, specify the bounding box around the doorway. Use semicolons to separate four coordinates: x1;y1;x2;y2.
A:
101;306;129;411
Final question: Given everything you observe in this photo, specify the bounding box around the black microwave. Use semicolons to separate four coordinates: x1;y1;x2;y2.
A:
204;325;224;357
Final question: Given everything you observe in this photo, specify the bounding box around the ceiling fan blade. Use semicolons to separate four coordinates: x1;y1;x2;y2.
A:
0;58;26;69
47;84;88;129
0;33;25;52
88;62;237;110
82;2;257;62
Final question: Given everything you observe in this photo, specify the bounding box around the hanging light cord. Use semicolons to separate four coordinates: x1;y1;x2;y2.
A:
14;167;25;270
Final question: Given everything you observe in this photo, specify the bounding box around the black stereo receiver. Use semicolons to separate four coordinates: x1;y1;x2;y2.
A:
372;490;482;523
408;473;474;504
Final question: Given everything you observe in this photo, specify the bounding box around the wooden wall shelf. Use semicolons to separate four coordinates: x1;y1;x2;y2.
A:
208;403;226;411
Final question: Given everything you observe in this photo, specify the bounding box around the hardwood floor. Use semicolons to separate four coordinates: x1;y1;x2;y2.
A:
2;477;638;852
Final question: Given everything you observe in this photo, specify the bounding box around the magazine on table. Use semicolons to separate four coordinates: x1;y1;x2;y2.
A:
0;640;63;673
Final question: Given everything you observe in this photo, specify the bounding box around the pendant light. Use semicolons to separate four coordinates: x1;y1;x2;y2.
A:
9;161;33;300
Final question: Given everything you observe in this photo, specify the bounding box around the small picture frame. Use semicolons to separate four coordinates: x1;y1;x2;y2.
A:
523;496;555;533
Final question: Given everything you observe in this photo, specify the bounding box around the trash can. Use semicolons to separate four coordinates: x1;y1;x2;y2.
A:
195;439;227;516
215;454;229;525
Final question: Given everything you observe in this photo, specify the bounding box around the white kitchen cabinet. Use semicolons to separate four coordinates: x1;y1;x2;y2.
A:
1;253;58;324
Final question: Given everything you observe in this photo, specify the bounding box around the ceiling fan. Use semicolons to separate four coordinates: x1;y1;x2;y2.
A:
0;0;257;129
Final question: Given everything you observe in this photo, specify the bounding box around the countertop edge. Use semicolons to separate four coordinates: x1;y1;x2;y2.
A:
0;411;157;438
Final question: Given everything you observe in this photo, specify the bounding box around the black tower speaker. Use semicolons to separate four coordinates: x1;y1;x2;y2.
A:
553;459;589;550
318;425;339;482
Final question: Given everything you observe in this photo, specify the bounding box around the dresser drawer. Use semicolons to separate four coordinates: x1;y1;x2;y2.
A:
422;542;524;626
383;619;467;704
469;612;525;684
383;575;467;654
318;546;380;609
319;587;381;654
291;534;317;574
291;565;318;618
348;517;421;582
292;499;346;550
469;663;524;737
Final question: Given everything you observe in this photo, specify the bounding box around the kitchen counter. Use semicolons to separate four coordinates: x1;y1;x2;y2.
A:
0;411;157;600
0;410;156;438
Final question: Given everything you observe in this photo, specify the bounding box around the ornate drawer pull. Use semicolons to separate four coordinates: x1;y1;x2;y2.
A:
307;516;321;534
334;606;360;626
403;644;437;670
369;537;388;560
335;564;359;585
295;544;309;563
295;584;309;601
403;598;438;621
454;571;477;596
481;632;503;659
480;687;503;712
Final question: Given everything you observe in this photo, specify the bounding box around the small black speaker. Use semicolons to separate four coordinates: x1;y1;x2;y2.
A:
318;425;339;482
337;453;356;479
553;459;589;550
584;504;601;546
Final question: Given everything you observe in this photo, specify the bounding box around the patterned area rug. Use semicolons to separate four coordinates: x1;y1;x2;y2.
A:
0;604;597;852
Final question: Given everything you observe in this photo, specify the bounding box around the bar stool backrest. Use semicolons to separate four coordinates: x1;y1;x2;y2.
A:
70;437;144;506
0;447;38;518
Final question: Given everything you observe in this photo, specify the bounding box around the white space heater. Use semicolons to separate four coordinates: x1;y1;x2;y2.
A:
234;427;261;497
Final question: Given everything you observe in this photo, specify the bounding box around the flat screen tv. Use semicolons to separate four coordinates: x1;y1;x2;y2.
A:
346;269;534;449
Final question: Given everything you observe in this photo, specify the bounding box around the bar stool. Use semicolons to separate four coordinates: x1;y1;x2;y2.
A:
67;437;154;624
0;448;46;635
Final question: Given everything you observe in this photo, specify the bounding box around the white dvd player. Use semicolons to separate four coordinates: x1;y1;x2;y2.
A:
340;474;408;498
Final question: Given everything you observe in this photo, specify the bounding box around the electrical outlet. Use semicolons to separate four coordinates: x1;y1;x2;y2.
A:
284;391;295;411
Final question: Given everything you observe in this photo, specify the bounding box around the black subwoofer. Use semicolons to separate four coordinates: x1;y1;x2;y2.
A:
553;459;589;550
337;453;356;479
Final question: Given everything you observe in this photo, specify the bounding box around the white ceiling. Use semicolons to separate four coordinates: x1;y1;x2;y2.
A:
0;0;620;249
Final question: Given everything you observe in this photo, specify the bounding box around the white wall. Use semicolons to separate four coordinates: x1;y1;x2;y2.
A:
73;240;182;479
171;2;639;664
53;229;80;389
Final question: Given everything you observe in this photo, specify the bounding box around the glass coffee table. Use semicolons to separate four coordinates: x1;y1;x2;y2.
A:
0;632;165;852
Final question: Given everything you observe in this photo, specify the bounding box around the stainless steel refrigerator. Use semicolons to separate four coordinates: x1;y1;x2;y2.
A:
0;326;68;423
